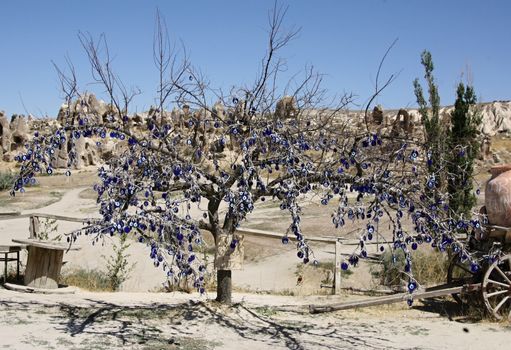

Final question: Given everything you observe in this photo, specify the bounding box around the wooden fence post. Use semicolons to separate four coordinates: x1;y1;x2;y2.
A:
29;215;40;239
334;239;342;295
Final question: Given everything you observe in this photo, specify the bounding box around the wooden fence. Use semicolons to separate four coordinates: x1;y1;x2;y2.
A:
235;227;384;294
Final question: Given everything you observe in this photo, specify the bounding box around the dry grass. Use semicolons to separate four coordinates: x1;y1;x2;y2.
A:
59;268;113;291
373;248;449;288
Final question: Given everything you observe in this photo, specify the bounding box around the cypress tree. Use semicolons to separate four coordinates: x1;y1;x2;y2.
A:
413;50;445;198
447;83;481;216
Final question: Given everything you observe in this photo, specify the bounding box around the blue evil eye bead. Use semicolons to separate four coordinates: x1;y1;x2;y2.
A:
379;246;385;252
409;150;419;160
408;280;417;292
367;225;375;234
341;262;349;271
411;242;418;250
476;188;481;195
172;165;182;177
281;236;289;244
407;298;414;306
470;262;480;273
297;251;304;259
47;168;53;175
65;170;71;176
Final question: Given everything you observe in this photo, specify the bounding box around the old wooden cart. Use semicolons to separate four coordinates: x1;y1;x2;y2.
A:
310;224;511;321
445;224;511;320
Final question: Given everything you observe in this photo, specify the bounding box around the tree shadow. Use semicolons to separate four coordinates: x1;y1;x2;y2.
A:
0;296;417;349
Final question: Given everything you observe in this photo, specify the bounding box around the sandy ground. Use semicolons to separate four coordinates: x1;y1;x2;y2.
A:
0;289;510;350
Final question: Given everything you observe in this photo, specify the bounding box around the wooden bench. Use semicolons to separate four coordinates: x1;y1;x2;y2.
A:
0;245;23;283
12;239;80;289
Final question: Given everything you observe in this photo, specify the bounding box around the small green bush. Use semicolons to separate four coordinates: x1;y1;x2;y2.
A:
0;172;16;191
103;234;135;291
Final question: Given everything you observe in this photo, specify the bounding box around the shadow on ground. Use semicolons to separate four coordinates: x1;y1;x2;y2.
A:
0;297;409;350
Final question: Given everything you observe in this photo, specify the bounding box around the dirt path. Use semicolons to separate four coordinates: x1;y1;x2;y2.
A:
0;288;509;350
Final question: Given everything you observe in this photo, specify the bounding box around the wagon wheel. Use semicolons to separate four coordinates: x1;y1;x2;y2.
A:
482;254;511;321
447;253;480;305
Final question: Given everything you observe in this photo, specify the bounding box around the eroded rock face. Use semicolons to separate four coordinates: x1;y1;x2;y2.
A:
404;101;511;137
3;99;511;169
0;111;11;156
371;105;383;125
75;137;100;169
275;96;297;119
478;102;511;136
390;109;414;136
57;93;109;126
9;114;29;151
212;101;225;120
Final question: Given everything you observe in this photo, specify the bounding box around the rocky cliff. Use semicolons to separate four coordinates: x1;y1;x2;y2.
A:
1;97;510;169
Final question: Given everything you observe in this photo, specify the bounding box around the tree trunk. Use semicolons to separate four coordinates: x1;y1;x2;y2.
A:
216;269;232;304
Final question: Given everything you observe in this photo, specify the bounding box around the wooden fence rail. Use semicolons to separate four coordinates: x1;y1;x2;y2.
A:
236;227;382;295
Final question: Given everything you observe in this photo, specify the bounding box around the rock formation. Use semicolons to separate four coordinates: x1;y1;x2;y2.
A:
2;97;511;169
390;109;414;135
275;96;297;119
0;111;11;158
57;92;110;126
371;105;384;125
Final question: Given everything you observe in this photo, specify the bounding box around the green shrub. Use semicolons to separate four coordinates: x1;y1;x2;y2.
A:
0;172;16;191
103;234;135;291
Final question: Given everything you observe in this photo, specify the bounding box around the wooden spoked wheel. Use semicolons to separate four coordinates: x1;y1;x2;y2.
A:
447;253;480;305
482;254;511;321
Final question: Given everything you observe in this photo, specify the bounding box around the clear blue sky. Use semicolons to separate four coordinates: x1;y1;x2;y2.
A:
1;0;510;117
